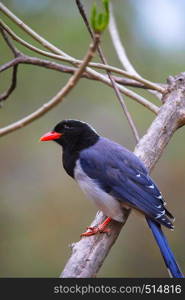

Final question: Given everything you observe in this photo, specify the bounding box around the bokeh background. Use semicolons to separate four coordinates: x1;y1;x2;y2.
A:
1;0;185;277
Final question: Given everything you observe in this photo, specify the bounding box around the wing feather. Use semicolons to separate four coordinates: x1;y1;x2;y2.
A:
80;137;174;228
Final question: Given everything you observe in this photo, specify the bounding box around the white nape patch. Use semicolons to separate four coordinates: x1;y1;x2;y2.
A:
87;124;98;134
69;119;98;134
136;174;141;177
148;184;154;189
74;160;124;223
80;120;98;134
155;210;165;219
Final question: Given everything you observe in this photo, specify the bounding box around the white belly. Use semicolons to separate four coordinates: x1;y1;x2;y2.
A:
74;160;124;222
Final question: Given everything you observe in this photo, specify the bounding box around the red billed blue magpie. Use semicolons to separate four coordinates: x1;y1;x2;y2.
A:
40;119;184;278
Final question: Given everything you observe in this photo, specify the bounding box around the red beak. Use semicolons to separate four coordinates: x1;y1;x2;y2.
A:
40;131;62;141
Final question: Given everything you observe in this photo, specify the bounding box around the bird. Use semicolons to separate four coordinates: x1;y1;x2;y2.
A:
40;119;184;278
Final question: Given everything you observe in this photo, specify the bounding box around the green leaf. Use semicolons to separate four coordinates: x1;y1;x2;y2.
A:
98;13;103;27
90;0;110;33
91;3;97;31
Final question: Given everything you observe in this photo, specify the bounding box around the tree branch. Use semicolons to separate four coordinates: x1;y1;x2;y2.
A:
0;54;155;88
0;26;20;56
0;46;167;93
0;18;163;91
0;54;166;98
0;4;163;94
0;34;100;137
61;73;185;277
0;44;159;115
109;3;138;75
0;12;160;113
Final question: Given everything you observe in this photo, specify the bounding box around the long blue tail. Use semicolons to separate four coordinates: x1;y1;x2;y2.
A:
146;218;184;278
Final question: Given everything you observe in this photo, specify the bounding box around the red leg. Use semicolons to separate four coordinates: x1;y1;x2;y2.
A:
80;217;112;237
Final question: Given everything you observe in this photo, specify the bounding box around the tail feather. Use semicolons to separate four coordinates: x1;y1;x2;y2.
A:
146;218;184;278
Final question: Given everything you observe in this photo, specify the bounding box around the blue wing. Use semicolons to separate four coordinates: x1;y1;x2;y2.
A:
79;137;174;229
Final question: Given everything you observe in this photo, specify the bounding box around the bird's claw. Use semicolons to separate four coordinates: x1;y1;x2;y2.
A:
80;225;111;237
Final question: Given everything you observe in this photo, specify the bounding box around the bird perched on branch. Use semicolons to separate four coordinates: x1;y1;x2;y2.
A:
40;119;183;278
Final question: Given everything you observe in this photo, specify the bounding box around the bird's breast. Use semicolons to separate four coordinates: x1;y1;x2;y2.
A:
74;160;124;223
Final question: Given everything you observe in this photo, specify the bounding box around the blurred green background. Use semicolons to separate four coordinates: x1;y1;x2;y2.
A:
0;0;185;277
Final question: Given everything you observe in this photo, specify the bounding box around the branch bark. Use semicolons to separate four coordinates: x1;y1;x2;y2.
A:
60;73;185;277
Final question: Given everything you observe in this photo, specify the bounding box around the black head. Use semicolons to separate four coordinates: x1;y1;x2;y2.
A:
40;120;99;151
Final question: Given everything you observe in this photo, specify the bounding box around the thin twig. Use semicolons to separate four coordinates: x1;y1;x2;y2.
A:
0;55;72;73
0;34;100;137
76;0;140;143
106;69;140;142
0;65;18;102
0;28;20;102
113;77;167;90
0;27;20;56
109;3;138;75
76;0;93;38
108;3;164;96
